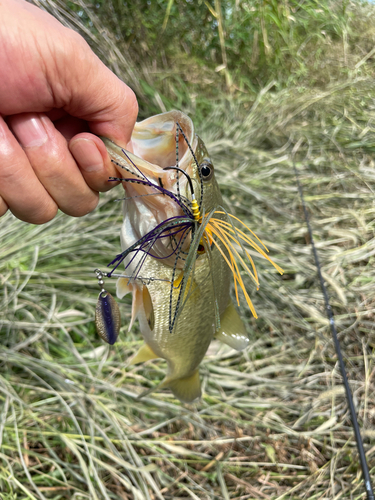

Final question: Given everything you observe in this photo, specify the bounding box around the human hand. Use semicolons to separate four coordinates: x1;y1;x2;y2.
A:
0;0;138;223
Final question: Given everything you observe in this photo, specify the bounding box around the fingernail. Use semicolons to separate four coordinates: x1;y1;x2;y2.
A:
70;139;104;173
12;115;48;148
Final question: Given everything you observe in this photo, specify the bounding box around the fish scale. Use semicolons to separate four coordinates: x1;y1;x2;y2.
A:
138;240;232;379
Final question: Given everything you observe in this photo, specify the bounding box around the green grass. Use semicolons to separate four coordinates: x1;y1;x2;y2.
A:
1;0;375;498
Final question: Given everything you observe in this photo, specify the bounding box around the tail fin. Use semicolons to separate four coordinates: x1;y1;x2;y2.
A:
165;370;201;403
137;370;202;403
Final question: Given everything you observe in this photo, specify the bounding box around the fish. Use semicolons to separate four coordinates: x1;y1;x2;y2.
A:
97;110;283;403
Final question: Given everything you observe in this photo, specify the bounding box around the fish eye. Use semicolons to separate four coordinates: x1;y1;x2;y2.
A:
199;160;213;181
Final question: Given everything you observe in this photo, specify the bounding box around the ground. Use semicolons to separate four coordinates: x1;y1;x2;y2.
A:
1;1;375;498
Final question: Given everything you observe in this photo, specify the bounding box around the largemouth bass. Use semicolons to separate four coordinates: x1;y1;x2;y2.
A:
98;110;282;402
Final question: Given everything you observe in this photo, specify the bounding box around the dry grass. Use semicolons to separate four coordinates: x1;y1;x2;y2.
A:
1;1;375;499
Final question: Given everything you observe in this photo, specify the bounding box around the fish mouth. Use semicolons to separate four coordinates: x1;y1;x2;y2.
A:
106;110;198;200
104;111;199;273
106;109;199;245
131;110;196;176
105;110;198;208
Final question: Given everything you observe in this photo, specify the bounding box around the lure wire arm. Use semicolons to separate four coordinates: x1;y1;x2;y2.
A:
163;165;195;196
96;269;174;285
163;165;201;221
294;161;374;500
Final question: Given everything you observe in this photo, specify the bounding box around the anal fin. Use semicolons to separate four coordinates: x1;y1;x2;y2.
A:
215;300;249;351
130;343;159;365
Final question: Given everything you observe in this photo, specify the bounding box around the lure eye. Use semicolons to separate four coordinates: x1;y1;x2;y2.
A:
199;160;213;181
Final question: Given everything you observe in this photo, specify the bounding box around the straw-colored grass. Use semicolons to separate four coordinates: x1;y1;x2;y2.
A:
1;1;375;498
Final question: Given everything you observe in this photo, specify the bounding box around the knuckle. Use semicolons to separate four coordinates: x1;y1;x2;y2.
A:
85;194;100;214
63;27;89;55
34;146;71;183
12;204;58;224
63;192;99;217
125;87;139;117
28;203;58;224
113;83;138;123
0;149;26;182
99;179;118;192
0;199;9;217
41;159;64;182
0;162;23;183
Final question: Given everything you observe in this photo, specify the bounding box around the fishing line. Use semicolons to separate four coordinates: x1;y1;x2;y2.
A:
169;232;189;259
293;161;374;500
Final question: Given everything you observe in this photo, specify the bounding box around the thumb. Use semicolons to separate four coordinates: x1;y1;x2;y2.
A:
61;33;138;146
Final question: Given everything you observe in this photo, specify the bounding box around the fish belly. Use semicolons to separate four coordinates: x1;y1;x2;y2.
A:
138;247;231;381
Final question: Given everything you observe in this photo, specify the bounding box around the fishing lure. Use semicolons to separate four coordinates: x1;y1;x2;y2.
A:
95;120;283;344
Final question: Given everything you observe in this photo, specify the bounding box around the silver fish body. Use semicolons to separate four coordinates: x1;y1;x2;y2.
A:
102;111;249;402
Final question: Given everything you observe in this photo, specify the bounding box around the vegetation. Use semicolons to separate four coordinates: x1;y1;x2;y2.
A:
1;0;375;498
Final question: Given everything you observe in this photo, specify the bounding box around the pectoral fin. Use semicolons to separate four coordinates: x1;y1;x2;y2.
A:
130;343;159;365
164;370;201;403
129;285;149;331
117;277;132;299
117;278;145;332
215;300;249;351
